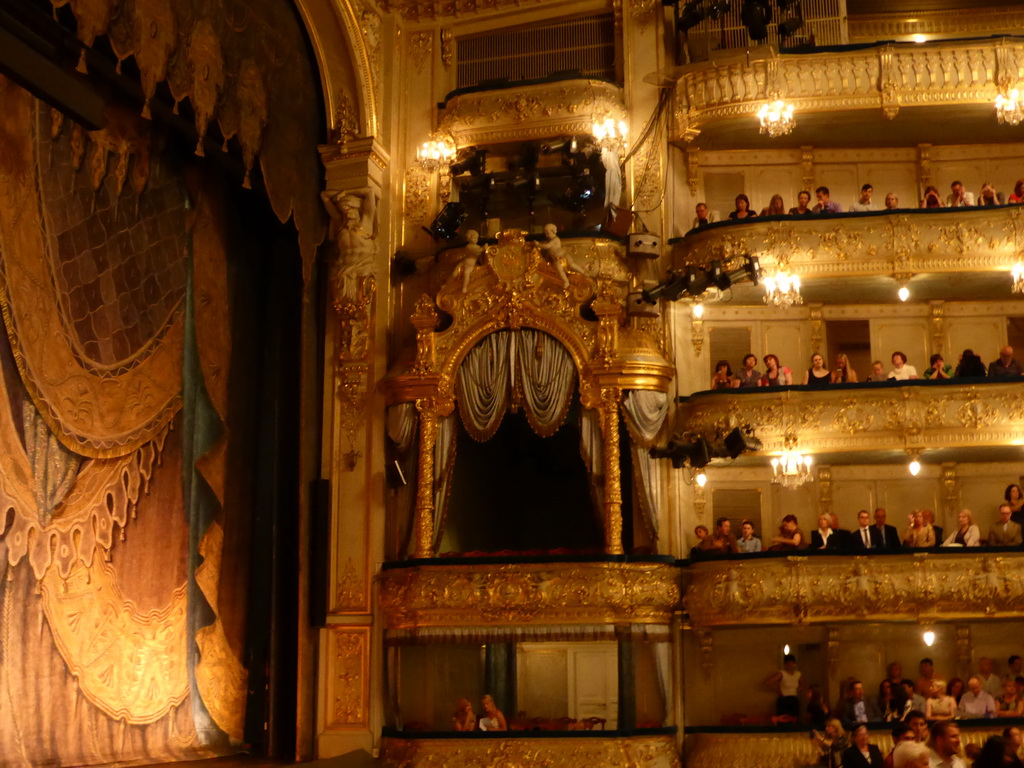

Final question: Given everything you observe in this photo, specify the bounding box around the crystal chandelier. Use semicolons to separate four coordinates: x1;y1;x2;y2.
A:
1013;261;1024;294
996;88;1024;126
416;134;456;172
771;436;813;488
762;270;803;308
592;116;629;154
757;100;796;138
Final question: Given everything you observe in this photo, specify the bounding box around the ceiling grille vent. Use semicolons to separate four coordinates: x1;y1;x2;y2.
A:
456;14;617;90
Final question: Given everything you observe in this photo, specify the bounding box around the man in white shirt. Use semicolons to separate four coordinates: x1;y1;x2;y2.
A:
978;657;1003;698
849;183;879;212
957;676;996;718
946;180;975;207
928;721;965;768
692;202;719;229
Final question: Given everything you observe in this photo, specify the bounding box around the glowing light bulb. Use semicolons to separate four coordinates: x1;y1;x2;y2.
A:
912;34;927;44
898;286;910;302
783;644;791;656
923;630;935;647
909;459;921;476
692;303;705;319
696;471;707;488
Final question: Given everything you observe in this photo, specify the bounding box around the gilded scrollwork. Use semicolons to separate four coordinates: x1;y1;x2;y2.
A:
676;382;1024;458
378;562;680;630
675;206;1016;278
686;552;1024;627
382;734;681;768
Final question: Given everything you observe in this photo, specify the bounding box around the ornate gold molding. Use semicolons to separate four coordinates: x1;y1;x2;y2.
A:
674;206;1024;281
678;381;1024;457
673;39;1023;141
439;80;627;147
686;724;1012;768
685;551;1024;627
381;733;681;768
849;8;1024;43
379;561;680;631
323;626;371;730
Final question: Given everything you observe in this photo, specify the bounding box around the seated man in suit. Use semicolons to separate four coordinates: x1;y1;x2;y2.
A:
839;681;881;729
843;724;884;768
989;503;1023;547
850;509;883;552
872;507;901;550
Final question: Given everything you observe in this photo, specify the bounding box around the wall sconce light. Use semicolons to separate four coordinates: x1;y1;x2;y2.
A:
416;134;457;172
691;301;704;355
763;269;803;308
592;116;629;155
771;434;813;488
922;629;936;647
996;87;1024;126
907;450;922;476
1012;261;1024;294
897;282;910;302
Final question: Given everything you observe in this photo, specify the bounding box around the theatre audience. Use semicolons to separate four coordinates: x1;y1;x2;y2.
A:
851;509;881;551
921;186;943;208
947;180;974;207
958;676;997;718
916;658;937;697
479;694;507;731
790;190;813;216
867;361;887;382
1007;484;1024;526
812;719;850;768
760;194;786;217
769;514;806;550
690;525;710;559
813;186;842;213
873;508;902;550
941;509;980;547
903;510;935;548
761;354;793;386
885;723;916;768
892;740;929;768
978;182;1003;206
884;193;900;210
737;519;762;552
808;684;830;730
734;353;762;388
924;353;953;380
764;653;802;718
849;184;879;212
922;509;942;546
989;503;1023;546
980;657;1005;698
997;678;1024;717
843;724;884;768
707;516;739;553
803;353;832;387
453;697;476;731
925;680;957;720
888;352;918;380
729;193;757;220
693;202;719;228
831;353;858;383
811;513;843;550
989;345;1023;378
878;680;901;723
928;721;964;768
1004;727;1024;768
711;359;733;389
955;349;987;377
1011;179;1024;204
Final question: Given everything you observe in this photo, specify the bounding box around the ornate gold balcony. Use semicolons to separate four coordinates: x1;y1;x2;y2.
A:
438;80;626;147
671;206;1024;285
672;38;1024;144
379;560;681;634
382;732;681;768
685;551;1024;628
686;723;1010;768
678;381;1024;458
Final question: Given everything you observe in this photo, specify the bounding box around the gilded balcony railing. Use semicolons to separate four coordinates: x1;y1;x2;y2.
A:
684;550;1024;628
671;205;1024;282
673;38;1024;141
677;380;1024;457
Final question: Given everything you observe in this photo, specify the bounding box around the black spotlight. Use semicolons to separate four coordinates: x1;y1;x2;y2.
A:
541;137;579;155
741;0;772;41
563;169;596;211
650;437;712;469
741;254;763;285
707;0;731;19
709;260;732;291
642;271;688;303
676;0;706;31
423;202;466;240
722;427;763;459
778;16;803;37
449;149;487;176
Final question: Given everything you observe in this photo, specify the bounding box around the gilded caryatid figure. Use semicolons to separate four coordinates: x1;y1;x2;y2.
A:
321;186;378;304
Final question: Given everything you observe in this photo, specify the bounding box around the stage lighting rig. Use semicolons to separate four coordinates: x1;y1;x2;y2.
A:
741;0;772;41
650;427;762;470
449;149;488;177
641;254;761;304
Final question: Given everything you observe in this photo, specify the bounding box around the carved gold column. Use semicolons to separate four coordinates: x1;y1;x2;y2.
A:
930;301;945;356
413;398;438;558
800;146;814;193
942;463;959;522
808;303;824;354
917;144;932;200
817;465;832;518
599;386;625;556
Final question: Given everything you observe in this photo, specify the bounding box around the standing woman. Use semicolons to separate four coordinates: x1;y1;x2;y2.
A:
762;354;793;386
729;193;758;220
831;354;859;383
803;353;832;388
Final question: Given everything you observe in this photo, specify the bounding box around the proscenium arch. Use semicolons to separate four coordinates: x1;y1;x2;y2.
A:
291;0;378;138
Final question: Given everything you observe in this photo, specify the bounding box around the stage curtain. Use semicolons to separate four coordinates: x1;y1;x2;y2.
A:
456;331;511;441
514;329;576;437
623;391;669;545
433;413;457;550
